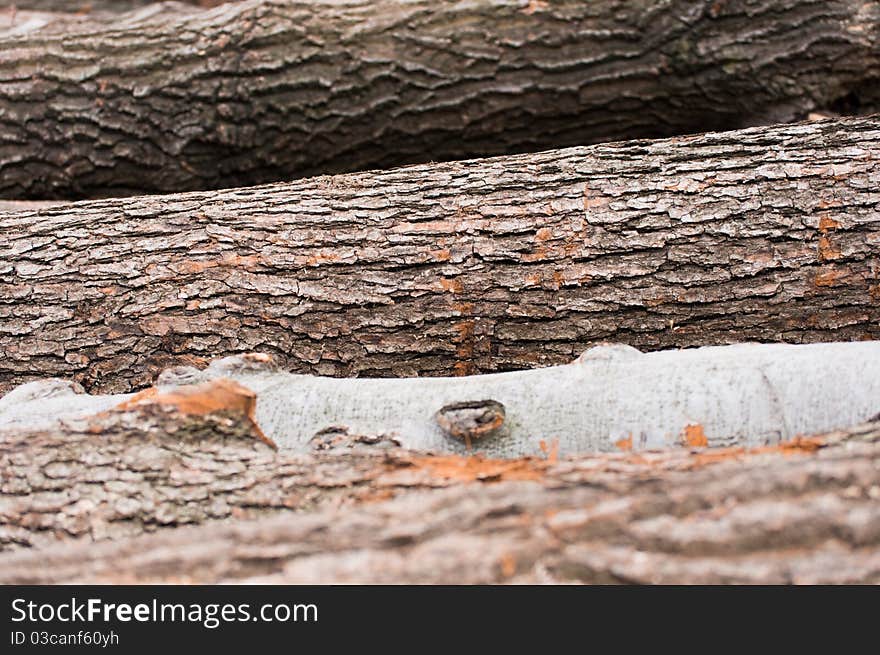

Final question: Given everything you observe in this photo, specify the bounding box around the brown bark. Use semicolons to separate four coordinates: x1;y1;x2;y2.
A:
2;117;879;394
0;389;877;583
0;0;230;41
0;199;65;211
3;0;230;11
0;0;878;198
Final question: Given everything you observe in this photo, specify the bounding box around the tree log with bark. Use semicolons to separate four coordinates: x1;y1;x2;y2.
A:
0;381;878;582
3;343;880;456
2;116;879;394
0;0;878;198
2;0;880;589
4;0;229;11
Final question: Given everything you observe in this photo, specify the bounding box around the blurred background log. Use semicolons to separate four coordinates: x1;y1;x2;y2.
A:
0;0;877;198
2;0;231;10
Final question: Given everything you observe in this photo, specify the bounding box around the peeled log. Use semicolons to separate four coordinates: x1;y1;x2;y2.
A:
1;117;879;393
3;343;879;458
0;400;878;582
1;0;879;197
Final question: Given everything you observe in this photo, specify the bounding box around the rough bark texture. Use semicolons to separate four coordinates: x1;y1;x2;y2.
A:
4;0;228;11
0;394;877;582
2;117;879;394
1;0;878;198
0;1;238;40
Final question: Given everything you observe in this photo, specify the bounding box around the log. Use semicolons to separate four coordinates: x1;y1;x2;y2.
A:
4;0;228;12
0;1;237;41
0;390;877;582
3;343;879;457
2;117;879;394
1;0;878;198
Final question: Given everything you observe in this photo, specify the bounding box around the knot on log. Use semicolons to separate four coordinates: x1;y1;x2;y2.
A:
0;378;84;409
205;353;280;377
156;365;203;389
575;343;643;365
310;426;402;451
155;353;279;390
435;400;507;448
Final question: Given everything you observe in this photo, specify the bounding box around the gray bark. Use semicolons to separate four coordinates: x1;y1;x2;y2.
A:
0;394;877;582
2;117;879;394
0;0;878;198
3;343;879;457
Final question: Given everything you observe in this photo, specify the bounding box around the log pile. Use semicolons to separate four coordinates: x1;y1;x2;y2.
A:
0;0;878;584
